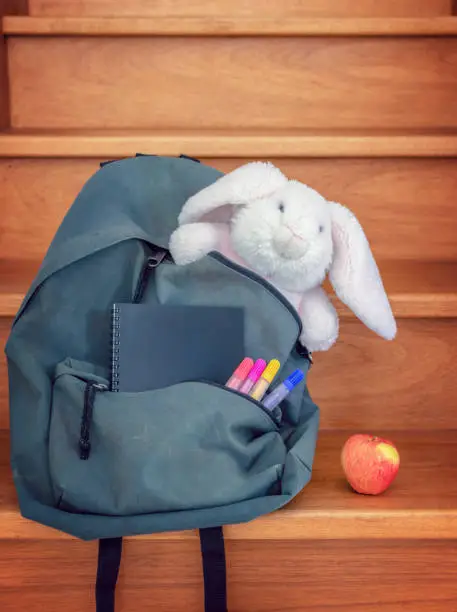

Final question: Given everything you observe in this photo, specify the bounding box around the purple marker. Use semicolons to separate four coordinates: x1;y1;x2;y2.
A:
262;369;304;411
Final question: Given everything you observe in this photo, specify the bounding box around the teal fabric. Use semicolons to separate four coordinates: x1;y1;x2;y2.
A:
6;156;319;541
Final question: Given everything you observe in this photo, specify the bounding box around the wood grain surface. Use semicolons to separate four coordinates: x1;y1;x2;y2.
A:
1;538;457;611
3;129;457;158
27;0;454;18
0;36;8;129
1;255;457;316
207;158;457;263
310;319;457;430
2;316;457;430
2;2;457;608
0;159;95;261
0;1;10;129
0;1;29;15
0;259;40;317
3;157;457;262
1;430;457;541
7;37;457;130
5;16;457;36
1;0;29;128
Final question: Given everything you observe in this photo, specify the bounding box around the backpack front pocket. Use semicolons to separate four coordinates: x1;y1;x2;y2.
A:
49;359;287;516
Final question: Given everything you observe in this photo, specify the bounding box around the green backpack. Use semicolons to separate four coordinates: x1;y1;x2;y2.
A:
6;155;319;611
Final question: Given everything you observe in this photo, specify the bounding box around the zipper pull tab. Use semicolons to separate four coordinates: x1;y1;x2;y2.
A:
79;382;108;460
133;247;169;303
146;248;168;269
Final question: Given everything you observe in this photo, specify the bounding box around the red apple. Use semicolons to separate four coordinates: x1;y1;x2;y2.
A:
341;434;400;495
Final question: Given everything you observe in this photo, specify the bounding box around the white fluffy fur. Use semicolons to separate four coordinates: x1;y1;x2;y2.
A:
329;202;397;341
179;162;288;225
169;223;224;266
170;162;397;351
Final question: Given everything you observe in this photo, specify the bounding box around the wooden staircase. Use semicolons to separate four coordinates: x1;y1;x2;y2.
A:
1;1;457;610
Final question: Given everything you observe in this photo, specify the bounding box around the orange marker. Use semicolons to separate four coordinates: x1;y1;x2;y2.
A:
226;357;254;391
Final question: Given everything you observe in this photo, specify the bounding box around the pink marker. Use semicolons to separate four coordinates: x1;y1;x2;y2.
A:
238;359;267;395
226;357;254;391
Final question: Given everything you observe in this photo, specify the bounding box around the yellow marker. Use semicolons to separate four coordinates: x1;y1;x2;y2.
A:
249;359;280;401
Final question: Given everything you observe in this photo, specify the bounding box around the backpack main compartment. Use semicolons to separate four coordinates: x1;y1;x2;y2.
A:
6;156;319;540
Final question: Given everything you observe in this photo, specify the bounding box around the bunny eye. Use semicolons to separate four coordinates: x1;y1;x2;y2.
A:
278;202;285;213
319;225;325;234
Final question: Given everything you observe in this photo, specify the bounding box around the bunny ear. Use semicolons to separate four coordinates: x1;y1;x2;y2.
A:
329;202;397;340
178;161;288;225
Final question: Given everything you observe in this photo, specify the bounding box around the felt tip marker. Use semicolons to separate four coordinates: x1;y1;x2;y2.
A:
238;359;267;395
226;357;254;391
249;359;281;401
262;369;304;411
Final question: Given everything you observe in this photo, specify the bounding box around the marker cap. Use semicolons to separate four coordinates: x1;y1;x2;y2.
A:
248;359;267;382
233;357;254;379
284;369;304;391
262;359;280;383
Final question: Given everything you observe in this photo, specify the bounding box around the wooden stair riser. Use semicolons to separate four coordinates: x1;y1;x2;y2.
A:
1;539;457;612
27;0;455;18
2;157;457;262
0;0;28;127
2;317;457;430
7;37;457;130
1;1;28;16
0;13;456;612
0;38;8;129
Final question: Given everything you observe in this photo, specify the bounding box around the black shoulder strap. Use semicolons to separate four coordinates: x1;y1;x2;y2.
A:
95;529;227;612
96;537;123;612
199;527;228;612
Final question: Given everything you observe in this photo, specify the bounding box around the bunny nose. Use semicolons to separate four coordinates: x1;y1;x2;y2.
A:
273;226;308;260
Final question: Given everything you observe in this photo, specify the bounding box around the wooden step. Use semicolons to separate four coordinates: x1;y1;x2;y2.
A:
0;260;41;318
1;259;457;320
5;31;457;130
2;152;457;262
27;0;455;18
0;432;457;612
1;429;457;540
5;16;457;36
2;262;457;431
2;129;457;158
2;539;457;612
0;39;7;130
1;429;457;610
0;0;13;130
3;317;457;430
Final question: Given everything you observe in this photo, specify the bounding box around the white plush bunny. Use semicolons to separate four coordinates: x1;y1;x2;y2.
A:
169;162;396;351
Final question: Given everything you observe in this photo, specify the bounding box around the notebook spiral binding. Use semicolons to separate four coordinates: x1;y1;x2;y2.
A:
111;304;121;392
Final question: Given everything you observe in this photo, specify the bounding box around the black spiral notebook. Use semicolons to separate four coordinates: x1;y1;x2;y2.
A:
111;303;245;392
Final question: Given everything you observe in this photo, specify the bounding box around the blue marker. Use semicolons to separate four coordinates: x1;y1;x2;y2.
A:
262;369;304;411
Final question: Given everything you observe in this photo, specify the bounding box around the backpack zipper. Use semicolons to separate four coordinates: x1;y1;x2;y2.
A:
78;245;304;459
135;247;308;359
209;252;302;336
199;380;282;427
133;247;169;304
208;252;312;364
79;382;108;460
79;246;169;459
